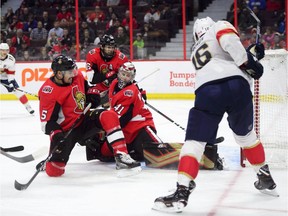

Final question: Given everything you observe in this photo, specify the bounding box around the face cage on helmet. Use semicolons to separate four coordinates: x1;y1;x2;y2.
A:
117;70;134;89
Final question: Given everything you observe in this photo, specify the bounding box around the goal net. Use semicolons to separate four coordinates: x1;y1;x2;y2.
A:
242;49;288;168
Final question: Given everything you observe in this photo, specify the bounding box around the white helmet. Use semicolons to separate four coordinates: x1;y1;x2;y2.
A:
193;17;215;42
117;62;136;89
0;43;9;50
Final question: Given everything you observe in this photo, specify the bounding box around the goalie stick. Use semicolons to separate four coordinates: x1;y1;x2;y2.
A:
0;145;24;152
14;103;92;191
0;147;46;163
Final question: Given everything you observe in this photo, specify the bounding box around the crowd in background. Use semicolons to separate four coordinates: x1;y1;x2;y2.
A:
0;0;286;62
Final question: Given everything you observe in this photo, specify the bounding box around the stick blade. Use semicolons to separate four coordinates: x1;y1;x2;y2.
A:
14;180;28;191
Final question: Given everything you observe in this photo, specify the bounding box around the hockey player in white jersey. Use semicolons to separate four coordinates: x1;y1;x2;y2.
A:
0;43;34;114
153;17;278;213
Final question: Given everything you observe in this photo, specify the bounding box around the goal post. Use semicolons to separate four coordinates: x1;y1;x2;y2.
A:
241;49;288;168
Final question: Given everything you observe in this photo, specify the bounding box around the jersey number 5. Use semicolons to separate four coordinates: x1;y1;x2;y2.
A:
192;43;212;70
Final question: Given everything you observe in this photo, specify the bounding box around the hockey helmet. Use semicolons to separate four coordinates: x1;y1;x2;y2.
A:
117;62;136;89
0;43;10;58
193;17;215;42
100;34;116;59
51;55;77;76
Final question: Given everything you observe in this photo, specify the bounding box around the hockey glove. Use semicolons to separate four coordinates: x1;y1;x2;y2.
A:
240;52;263;80
247;43;265;60
7;79;17;91
105;70;117;83
50;130;66;154
86;87;101;108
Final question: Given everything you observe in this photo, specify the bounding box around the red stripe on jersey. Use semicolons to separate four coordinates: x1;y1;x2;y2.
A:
6;70;15;75
216;28;239;42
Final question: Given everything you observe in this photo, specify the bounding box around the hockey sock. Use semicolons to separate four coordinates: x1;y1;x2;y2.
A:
178;155;199;180
243;141;265;166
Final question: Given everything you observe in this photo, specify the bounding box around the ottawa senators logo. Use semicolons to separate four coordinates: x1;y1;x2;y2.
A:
72;86;85;113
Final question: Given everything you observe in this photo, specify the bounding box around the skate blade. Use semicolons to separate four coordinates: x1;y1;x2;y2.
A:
116;166;142;178
259;188;280;197
152;201;184;213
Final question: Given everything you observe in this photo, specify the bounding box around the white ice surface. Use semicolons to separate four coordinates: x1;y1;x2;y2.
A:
0;100;287;216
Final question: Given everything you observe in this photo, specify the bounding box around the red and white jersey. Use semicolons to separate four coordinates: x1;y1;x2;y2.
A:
109;80;155;143
191;20;252;90
38;73;86;134
86;48;128;92
0;54;16;81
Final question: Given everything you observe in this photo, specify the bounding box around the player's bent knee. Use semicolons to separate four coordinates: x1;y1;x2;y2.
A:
46;161;66;177
233;131;258;148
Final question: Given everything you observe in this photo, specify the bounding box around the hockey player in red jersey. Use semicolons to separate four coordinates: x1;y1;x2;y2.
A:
0;43;34;114
38;55;141;177
153;17;278;213
86;34;128;93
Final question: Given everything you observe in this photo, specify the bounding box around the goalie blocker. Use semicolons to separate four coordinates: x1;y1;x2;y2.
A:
143;140;224;170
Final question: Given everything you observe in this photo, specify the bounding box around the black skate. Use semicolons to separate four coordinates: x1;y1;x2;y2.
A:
254;164;279;197
25;104;35;115
153;180;196;213
115;151;141;177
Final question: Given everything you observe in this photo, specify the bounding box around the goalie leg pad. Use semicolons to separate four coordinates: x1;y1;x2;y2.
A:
46;161;65;177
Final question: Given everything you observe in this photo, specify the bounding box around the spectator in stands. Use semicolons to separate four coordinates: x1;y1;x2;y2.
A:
38;47;50;60
1;16;9;33
79;21;96;42
80;29;95;49
133;33;146;59
276;11;285;35
114;26;129;46
18;7;30;23
46;31;62;52
266;0;283;11
9;16;24;33
248;0;266;10
106;7;119;21
30;21;48;40
20;50;33;61
270;33;286;49
160;2;177;37
48;20;64;38
40;11;53;31
106;18;122;35
11;29;30;50
144;4;161;24
93;0;107;7
6;38;17;56
61;28;73;51
16;41;34;59
79;0;92;7
86;6;106;24
4;7;14;25
107;0;121;6
56;5;74;27
263;26;276;49
121;10;138;31
106;12;119;31
23;14;38;33
93;30;105;46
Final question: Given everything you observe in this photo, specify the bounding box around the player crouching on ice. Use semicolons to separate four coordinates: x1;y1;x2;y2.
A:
152;17;278;213
82;61;225;171
0;43;34;114
38;55;141;178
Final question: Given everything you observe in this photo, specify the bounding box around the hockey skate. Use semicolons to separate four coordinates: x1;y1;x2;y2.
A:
254;164;279;197
115;151;141;177
25;104;35;114
153;180;196;213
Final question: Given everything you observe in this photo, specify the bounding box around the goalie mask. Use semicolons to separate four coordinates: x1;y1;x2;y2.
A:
193;17;215;42
100;34;116;59
117;62;136;89
0;43;10;59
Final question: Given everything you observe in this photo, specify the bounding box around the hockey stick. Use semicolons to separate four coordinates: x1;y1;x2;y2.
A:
146;102;186;131
0;145;24;152
0;146;46;163
2;83;39;98
14;103;92;191
136;68;160;83
241;6;261;167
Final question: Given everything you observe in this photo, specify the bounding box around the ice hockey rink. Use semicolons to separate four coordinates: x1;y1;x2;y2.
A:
0;100;287;216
